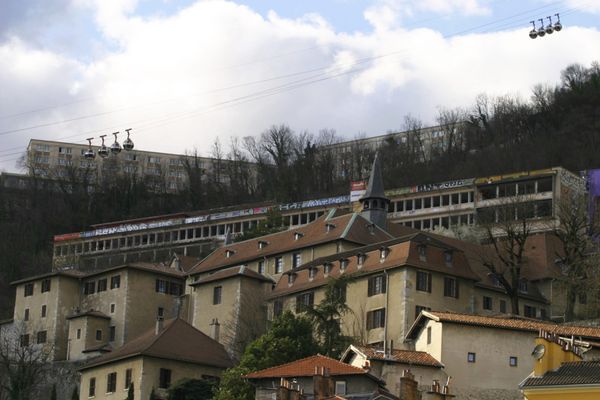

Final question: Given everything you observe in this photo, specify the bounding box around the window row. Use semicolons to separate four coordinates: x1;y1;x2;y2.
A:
19;331;47;346
23;279;51;297
396;213;474;230
287;210;327;226
478;177;553;200
416;273;459;299
88;368;135;397
466;352;518;367
156;279;184;296
23;305;47;321
389;191;474;213
476;200;553;223
83;275;121;295
54;220;263;257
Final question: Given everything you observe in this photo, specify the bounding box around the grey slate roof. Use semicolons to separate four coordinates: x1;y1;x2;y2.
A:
361;152;386;200
521;361;600;388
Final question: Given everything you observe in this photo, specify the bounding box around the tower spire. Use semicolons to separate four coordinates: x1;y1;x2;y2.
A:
360;152;390;231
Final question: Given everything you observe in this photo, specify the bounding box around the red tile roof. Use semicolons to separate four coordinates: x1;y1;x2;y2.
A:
190;265;274;286
79;318;232;371
350;345;443;368
243;354;375;380
406;310;600;341
270;232;479;298
189;213;393;275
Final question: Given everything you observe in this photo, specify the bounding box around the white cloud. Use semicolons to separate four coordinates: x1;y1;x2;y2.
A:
1;0;600;173
565;0;600;14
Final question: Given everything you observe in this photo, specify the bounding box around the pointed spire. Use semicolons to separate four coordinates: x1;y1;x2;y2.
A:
362;152;385;200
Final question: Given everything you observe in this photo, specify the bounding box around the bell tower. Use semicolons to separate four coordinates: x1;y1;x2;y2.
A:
360;152;390;231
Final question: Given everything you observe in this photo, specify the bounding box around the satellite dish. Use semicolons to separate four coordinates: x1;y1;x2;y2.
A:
532;344;546;360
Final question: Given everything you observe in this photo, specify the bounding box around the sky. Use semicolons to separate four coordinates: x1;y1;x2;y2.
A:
1;0;600;172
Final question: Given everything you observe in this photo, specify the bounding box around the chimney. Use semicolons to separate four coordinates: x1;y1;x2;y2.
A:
399;369;419;400
210;318;220;342
155;317;164;335
313;367;334;400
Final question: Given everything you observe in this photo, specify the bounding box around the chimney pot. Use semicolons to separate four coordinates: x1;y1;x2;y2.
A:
209;318;220;342
155;317;164;335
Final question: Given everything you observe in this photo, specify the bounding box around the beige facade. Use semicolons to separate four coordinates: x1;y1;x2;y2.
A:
269;235;549;348
414;319;532;391
12;273;81;360
78;356;224;400
11;264;185;362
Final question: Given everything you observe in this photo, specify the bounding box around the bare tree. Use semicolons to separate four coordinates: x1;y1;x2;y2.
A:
553;194;600;321
0;322;52;400
222;290;268;362
477;198;536;315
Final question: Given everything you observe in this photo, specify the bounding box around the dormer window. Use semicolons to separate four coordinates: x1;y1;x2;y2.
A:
340;259;349;272
225;249;235;258
444;251;453;266
380;247;390;261
324;262;333;275
357;253;366;267
258;241;268;250
326;223;336;233
309;267;317;280
294;232;304;240
288;273;297;285
418;245;427;261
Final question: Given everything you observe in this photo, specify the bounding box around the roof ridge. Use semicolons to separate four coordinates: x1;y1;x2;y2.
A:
340;213;358;239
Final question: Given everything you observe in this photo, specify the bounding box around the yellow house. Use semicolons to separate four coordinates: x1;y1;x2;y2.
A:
78;318;232;400
520;331;600;400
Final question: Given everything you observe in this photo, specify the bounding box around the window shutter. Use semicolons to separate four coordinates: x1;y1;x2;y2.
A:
155;279;159;292
427;273;432;293
368;279;373;296
381;276;387;294
455;281;460;298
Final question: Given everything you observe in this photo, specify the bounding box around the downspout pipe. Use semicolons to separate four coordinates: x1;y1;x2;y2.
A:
384;269;389;355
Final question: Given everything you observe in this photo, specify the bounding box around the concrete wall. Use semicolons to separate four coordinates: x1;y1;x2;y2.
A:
414;320;533;391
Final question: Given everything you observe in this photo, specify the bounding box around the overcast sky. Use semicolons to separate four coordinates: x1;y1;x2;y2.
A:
1;0;600;172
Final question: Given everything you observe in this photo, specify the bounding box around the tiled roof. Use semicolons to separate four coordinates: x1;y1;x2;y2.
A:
189;213;393;275
521;361;600;388
270;232;479;299
66;310;111;320
351;345;443;368
406;310;600;341
10;269;85;285
243;354;375;380
79;318;232;371
82;262;186;279
190;265;274;286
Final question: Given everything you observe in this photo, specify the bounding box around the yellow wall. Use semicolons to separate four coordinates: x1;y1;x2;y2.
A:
523;388;600;400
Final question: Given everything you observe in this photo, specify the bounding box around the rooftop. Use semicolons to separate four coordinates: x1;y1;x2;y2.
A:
243;354;379;381
520;360;600;388
189;212;393;275
343;345;443;368
406;310;600;341
79;318;232;371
